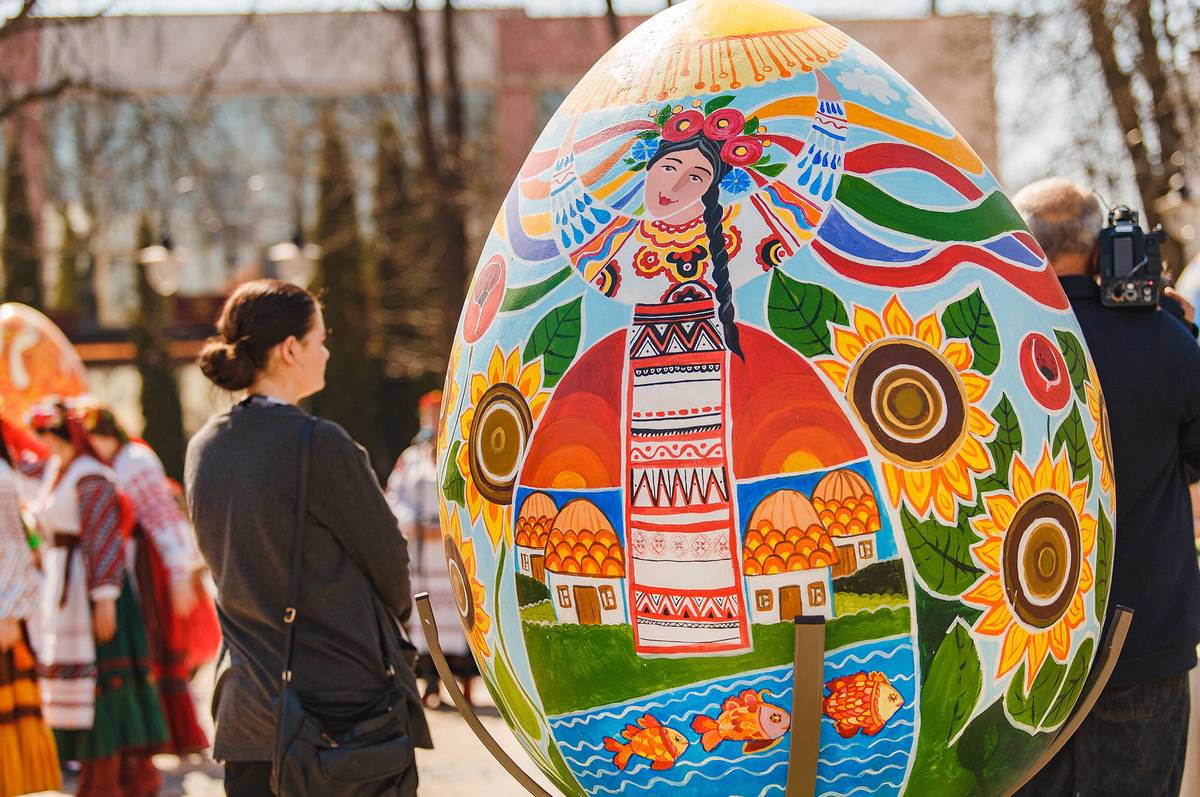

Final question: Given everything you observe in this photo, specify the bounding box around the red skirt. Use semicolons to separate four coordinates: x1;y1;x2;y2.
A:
133;530;209;754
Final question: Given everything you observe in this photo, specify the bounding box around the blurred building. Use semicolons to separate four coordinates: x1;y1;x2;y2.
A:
0;8;997;431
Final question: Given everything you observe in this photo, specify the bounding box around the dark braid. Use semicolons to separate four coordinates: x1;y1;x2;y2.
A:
702;182;741;358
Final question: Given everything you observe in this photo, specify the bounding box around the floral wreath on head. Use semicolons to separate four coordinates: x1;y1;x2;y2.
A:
625;95;786;193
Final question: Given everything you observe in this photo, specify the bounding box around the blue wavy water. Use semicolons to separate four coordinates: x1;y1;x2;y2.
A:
548;634;917;797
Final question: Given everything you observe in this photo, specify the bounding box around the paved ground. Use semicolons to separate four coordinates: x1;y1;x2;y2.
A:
36;671;554;797
33;660;1200;795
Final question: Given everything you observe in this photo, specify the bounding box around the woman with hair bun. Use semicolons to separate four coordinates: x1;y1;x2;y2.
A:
26;400;168;797
186;279;429;796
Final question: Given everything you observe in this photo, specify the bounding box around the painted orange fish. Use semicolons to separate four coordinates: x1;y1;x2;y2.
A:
602;714;690;771
690;689;792;753
822;671;904;738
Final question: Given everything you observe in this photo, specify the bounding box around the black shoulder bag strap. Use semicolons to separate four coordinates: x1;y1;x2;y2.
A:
281;417;317;685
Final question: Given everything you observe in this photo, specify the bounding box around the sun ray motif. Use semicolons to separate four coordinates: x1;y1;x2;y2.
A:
456;346;550;549
963;445;1097;690
817;296;996;523
440;505;492;659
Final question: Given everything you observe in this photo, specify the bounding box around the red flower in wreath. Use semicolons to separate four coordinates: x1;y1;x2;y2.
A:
662;110;705;142
721;136;763;168
703;108;745;141
1019;332;1071;411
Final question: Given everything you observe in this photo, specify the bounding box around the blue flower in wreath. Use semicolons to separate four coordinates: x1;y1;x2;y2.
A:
720;167;752;195
630;137;660;164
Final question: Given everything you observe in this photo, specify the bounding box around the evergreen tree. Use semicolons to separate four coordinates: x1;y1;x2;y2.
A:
374;115;443;458
55;207;84;315
2;137;42;307
313;109;381;466
131;216;186;480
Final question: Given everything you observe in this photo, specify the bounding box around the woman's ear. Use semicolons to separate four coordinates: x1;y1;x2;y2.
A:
277;335;300;367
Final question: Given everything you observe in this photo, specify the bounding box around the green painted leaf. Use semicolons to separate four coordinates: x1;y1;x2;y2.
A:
767;269;848;357
977;394;1022;493
901;506;983;597
1053;329;1088;402
636;129;660;140
1053;403;1092;485
1042;637;1095;728
493;652;543;740
629;161;647;172
1095;506;1113;618
441;441;465;506
743;115;760;135
941;288;1000;375
704;95;735;114
754;162;787;178
754;154;772;166
836;176;1026;243
1006;656;1067;730
654;104;673;127
523;296;583;387
500;267;573;313
922;620;983;745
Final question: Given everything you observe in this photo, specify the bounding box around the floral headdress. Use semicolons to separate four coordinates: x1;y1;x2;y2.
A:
626;96;786;188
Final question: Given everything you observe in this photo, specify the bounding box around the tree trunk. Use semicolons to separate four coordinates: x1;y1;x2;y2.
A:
131;216;186;480
439;0;470;346
1077;0;1162;228
402;5;441;182
605;0;621;44
2;133;41;307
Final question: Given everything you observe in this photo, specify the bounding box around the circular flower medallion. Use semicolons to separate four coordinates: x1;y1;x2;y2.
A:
846;339;968;468
445;534;476;630
468;383;534;503
662;109;705;141
1001;492;1081;629
703;107;746;141
1019;332;1071;412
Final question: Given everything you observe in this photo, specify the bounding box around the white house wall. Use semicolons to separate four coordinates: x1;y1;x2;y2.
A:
745;569;834;623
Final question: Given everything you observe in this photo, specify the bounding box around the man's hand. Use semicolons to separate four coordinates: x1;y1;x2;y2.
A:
1165;286;1196;324
170;577;197;617
93;599;117;643
0;619;21;653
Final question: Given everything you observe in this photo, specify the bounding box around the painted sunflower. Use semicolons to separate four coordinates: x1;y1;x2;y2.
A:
441;505;492;658
817;297;995;523
964;445;1097;689
457;345;550;549
1085;363;1114;509
438;339;462;449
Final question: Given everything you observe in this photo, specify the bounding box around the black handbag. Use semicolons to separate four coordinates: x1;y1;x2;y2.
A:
271;417;417;796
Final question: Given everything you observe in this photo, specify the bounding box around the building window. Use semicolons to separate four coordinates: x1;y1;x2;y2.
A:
557;585;571;608
858;539;874;558
521;553;530;570
808;583;827;607
756;589;773;611
600;585;617;610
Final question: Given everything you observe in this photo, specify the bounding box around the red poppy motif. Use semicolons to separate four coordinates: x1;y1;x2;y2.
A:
662;110;706;142
462;254;507;344
703;108;745;141
1019;332;1071;411
721;136;764;168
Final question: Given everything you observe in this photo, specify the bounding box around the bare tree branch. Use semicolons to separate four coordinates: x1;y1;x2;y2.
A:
605;0;620;44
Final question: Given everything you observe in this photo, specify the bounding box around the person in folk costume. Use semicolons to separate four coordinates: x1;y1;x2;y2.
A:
25;401;169;797
0;416;62;797
385;389;479;707
75;401;210;755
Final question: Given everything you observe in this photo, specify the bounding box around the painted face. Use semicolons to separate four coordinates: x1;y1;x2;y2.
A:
644;147;715;222
295;309;330;400
757;704;792;740
665;728;690;757
874;683;904;724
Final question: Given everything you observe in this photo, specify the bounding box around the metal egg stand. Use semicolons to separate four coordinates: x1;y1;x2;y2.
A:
416;593;1132;797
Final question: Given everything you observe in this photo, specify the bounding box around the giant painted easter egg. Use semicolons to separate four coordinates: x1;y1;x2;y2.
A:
0;303;89;425
436;2;1115;795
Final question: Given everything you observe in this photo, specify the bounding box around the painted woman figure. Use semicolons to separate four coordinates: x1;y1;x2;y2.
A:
26;401;168;797
0;419;61;797
80;403;211;755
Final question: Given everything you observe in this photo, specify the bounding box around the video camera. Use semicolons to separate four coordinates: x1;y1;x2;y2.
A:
1098;206;1166;308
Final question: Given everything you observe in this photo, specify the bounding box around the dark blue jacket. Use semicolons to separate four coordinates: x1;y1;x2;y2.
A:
1061;275;1200;687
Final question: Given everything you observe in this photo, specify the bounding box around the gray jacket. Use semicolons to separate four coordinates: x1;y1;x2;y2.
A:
185;400;432;761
